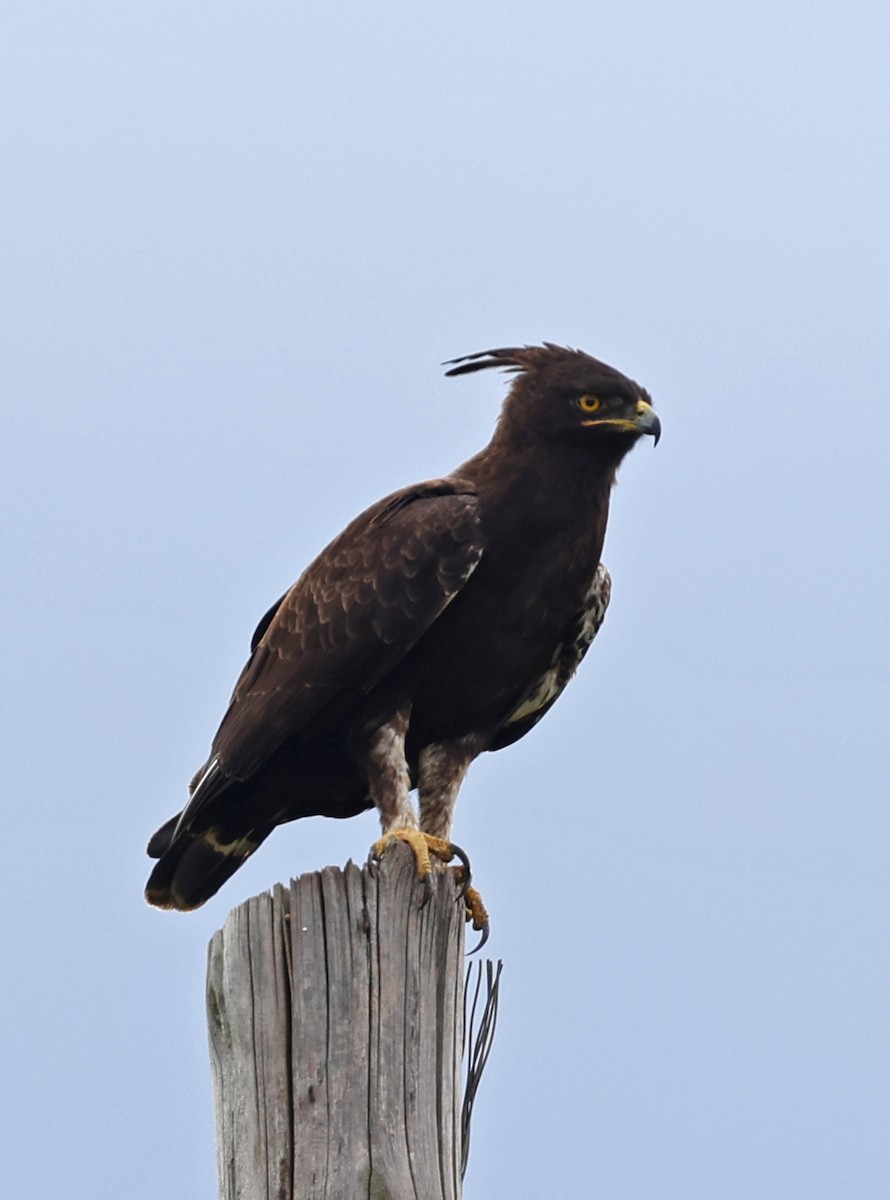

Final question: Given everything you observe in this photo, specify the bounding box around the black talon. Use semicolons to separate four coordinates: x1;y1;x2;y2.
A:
467;920;490;955
448;841;472;894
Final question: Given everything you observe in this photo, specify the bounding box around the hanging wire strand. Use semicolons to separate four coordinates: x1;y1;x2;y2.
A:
461;958;503;1180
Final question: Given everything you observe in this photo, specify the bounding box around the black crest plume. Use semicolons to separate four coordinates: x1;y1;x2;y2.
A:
443;343;592;378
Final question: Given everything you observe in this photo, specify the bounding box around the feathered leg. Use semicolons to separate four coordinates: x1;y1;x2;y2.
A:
417;739;476;840
367;709;455;879
368;721;488;941
418;738;489;939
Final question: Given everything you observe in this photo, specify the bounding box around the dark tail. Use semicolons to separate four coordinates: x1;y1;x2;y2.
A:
144;814;272;911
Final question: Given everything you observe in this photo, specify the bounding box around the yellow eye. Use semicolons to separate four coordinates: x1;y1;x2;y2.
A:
578;394;601;413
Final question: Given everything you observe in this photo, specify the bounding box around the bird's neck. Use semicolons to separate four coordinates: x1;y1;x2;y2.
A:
455;434;617;543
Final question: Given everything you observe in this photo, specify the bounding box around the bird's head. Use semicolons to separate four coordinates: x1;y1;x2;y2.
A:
445;343;660;462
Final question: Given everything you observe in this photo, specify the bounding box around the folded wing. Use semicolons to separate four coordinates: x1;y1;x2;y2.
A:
174;478;484;836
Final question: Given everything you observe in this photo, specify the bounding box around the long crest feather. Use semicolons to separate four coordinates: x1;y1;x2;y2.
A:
443;343;571;378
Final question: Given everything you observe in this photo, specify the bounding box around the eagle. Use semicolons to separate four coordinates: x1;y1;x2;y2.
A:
145;344;660;925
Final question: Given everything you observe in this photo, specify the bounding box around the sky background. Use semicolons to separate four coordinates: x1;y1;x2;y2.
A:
2;2;888;1197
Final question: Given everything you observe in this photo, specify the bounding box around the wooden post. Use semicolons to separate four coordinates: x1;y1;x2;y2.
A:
206;844;491;1200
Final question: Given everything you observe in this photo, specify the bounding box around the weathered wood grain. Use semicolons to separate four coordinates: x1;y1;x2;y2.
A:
207;845;468;1200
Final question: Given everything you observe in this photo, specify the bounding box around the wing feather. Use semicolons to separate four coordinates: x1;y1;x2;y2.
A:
211;478;483;781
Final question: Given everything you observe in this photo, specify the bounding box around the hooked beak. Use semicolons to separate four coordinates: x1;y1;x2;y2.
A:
632;397;661;445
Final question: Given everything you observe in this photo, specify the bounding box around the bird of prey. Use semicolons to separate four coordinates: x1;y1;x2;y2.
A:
145;344;660;922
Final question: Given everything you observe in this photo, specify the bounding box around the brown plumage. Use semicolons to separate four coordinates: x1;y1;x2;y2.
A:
145;344;660;911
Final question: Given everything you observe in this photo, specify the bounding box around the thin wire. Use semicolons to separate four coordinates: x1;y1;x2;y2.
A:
461;959;503;1180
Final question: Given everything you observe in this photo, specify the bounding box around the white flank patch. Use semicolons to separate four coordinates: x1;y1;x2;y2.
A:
506;666;562;723
504;563;611;727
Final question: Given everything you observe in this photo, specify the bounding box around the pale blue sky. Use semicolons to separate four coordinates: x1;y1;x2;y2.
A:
2;3;888;1197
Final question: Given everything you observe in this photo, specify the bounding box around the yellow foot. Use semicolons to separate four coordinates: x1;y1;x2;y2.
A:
371;829;459;881
372;833;489;947
464;885;489;934
451;869;491;952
